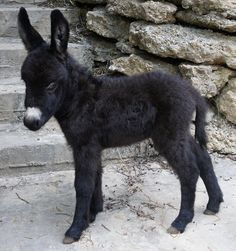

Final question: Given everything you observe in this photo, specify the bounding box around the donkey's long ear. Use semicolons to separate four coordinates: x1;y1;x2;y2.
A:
18;7;45;52
50;10;69;56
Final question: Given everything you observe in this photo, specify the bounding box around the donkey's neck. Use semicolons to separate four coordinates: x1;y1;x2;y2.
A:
55;56;101;127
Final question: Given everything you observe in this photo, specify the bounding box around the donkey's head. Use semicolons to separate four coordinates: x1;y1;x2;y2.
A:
18;8;70;131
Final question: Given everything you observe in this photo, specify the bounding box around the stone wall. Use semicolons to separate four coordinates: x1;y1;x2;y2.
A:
73;0;236;155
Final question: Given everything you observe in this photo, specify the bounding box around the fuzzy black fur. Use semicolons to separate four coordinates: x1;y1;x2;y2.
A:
18;8;223;244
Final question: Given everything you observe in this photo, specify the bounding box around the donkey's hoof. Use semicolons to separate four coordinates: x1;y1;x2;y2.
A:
63;236;77;244
204;209;216;215
167;226;181;235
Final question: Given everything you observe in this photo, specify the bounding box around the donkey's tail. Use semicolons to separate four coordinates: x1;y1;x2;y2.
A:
194;93;208;148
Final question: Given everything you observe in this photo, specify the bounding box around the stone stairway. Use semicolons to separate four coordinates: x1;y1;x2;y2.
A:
0;0;154;177
0;0;94;176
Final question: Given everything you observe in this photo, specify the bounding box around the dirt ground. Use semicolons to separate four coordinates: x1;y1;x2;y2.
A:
0;155;235;251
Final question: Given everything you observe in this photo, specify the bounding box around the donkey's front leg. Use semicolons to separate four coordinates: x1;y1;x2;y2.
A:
63;146;101;244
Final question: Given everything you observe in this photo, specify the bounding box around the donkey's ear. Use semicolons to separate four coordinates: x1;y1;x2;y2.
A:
50;10;69;56
18;7;45;52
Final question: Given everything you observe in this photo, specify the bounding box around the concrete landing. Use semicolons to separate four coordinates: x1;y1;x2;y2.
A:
0;156;235;251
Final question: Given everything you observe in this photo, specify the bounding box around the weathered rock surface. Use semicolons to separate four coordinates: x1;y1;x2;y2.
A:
116;41;137;54
89;37;123;62
217;79;236;125
182;0;236;19
109;54;178;76
86;9;130;40
179;64;236;98
107;0;177;24
129;22;236;69
176;10;236;33
73;0;106;4
166;0;182;5
207;111;236;154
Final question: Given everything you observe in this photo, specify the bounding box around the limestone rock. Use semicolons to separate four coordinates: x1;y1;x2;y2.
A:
166;0;182;5
179;64;236;98
182;0;236;19
107;0;177;24
89;37;123;62
207;112;236;154
129;22;236;69
217;79;236;125
109;54;178;76
73;0;107;4
176;10;236;33
86;9;130;40
116;41;137;54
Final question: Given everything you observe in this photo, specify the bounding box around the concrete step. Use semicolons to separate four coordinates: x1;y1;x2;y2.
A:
0;83;25;123
0;38;93;124
0;38;93;79
0;123;73;176
0;0;47;4
0;38;25;78
0;76;22;85
0;121;155;176
0;5;78;37
0;39;93;123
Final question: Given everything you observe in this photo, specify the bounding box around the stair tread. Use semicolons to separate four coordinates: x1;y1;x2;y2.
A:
0;4;73;10
0;122;65;150
0;83;24;93
0;77;22;85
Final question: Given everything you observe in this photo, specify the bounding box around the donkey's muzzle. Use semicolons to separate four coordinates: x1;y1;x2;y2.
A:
24;107;43;131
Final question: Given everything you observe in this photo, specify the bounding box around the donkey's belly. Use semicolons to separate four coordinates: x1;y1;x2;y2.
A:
100;117;156;148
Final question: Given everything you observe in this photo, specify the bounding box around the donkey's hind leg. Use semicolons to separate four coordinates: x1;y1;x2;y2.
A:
89;167;103;222
152;135;199;234
194;141;223;215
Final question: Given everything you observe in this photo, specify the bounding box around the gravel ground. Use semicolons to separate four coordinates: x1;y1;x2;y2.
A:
0;155;235;251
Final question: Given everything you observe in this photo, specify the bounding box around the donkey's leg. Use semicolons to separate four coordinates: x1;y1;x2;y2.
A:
168;168;199;234
63;145;101;244
194;142;223;215
89;168;103;223
153;135;199;234
168;142;200;234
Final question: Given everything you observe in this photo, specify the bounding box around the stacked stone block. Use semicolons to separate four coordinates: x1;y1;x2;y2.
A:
73;0;236;155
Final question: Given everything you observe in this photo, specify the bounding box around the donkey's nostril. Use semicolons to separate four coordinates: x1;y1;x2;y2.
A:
24;117;41;131
35;119;40;127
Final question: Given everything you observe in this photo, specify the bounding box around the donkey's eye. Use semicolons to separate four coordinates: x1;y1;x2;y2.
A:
46;82;57;92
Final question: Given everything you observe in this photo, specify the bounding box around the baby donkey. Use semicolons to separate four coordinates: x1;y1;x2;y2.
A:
18;8;223;244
